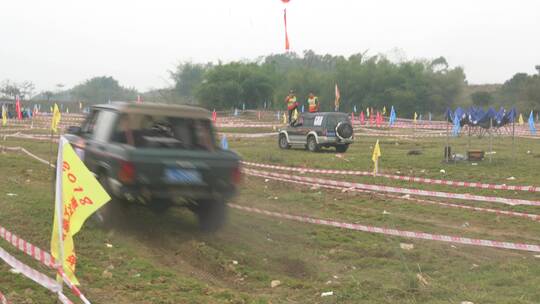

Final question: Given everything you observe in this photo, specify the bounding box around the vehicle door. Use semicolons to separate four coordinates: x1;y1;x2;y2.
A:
80;109;118;174
287;115;306;143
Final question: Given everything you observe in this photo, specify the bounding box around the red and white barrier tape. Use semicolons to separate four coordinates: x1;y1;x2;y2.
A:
0;146;55;168
246;170;540;222
242;161;540;193
219;132;277;138
230;204;540;253
0;227;57;268
0;226;91;303
0;291;9;304
0;246;61;293
243;168;540;207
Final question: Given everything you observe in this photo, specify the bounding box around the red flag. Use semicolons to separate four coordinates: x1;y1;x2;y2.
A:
15;95;22;120
212;109;217;122
360;111;365;125
284;9;290;51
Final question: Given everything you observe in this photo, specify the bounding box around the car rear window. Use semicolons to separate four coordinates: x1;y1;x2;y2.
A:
324;114;348;129
114;114;216;151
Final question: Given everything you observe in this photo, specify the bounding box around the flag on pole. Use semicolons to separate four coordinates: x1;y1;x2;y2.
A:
334;84;340;112
413;112;418;123
372;140;381;174
284;9;290;51
353;105;357;113
221;135;229;150
282;112;287;124
389;106;397;127
15;95;22;120
366;107;370;118
383;106;387;115
360;111;365;125
51;138;111;285
51;104;61;133
2;105;7;126
529;111;537;135
212;109;217;122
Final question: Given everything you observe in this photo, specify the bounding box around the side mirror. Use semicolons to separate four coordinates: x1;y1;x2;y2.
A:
67;126;82;135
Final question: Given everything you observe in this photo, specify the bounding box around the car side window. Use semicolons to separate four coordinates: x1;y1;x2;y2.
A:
303;117;314;127
93;110;118;142
81;110;99;136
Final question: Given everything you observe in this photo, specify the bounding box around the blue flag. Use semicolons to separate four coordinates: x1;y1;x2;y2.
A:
452;113;461;136
301;105;305;113
529;111;537;135
389;106;397;126
221;135;229;150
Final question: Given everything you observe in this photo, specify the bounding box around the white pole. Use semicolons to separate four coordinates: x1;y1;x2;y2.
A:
54;137;65;292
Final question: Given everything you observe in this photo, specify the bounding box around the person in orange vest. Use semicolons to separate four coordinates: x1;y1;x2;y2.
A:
307;92;319;113
284;90;298;123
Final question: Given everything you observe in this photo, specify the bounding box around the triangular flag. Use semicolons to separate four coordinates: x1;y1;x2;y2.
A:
51;138;111;285
518;114;524;125
51;104;61;133
360;111;365;125
372;140;381;174
414;112;418;123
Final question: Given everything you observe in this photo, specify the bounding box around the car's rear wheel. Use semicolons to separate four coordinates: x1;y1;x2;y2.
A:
335;144;349;153
278;134;290;149
307;136;320;152
194;198;227;232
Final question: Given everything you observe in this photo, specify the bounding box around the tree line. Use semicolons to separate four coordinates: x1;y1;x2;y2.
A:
2;51;538;115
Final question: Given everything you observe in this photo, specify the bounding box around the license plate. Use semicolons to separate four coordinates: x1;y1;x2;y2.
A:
164;168;203;184
327;131;336;137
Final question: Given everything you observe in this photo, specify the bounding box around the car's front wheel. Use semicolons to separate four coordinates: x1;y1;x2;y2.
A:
193;199;227;232
307;135;320;152
278;134;290;149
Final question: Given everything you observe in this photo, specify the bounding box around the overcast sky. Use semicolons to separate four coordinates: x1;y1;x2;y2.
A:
1;0;539;93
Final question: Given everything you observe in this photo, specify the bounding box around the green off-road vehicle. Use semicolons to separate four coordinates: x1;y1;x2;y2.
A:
65;102;241;231
278;112;354;153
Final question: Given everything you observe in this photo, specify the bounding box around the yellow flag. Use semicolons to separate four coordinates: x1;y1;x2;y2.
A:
518;114;524;125
372;140;381;173
51;139;111;285
282;112;287;124
2;106;7;126
383;106;387;115
51;104;61;133
372;140;381;163
413;112;418;123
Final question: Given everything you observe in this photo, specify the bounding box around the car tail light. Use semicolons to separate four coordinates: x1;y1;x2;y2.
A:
118;160;136;184
231;165;242;185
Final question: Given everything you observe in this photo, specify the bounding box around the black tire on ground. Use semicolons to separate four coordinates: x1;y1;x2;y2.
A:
194;199;227;232
335;144;349;153
278;134;290;149
149;199;173;214
94;174;125;227
307;136;320;152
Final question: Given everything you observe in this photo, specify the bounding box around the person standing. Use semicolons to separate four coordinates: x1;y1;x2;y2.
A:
284;90;298;123
307;92;319;113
